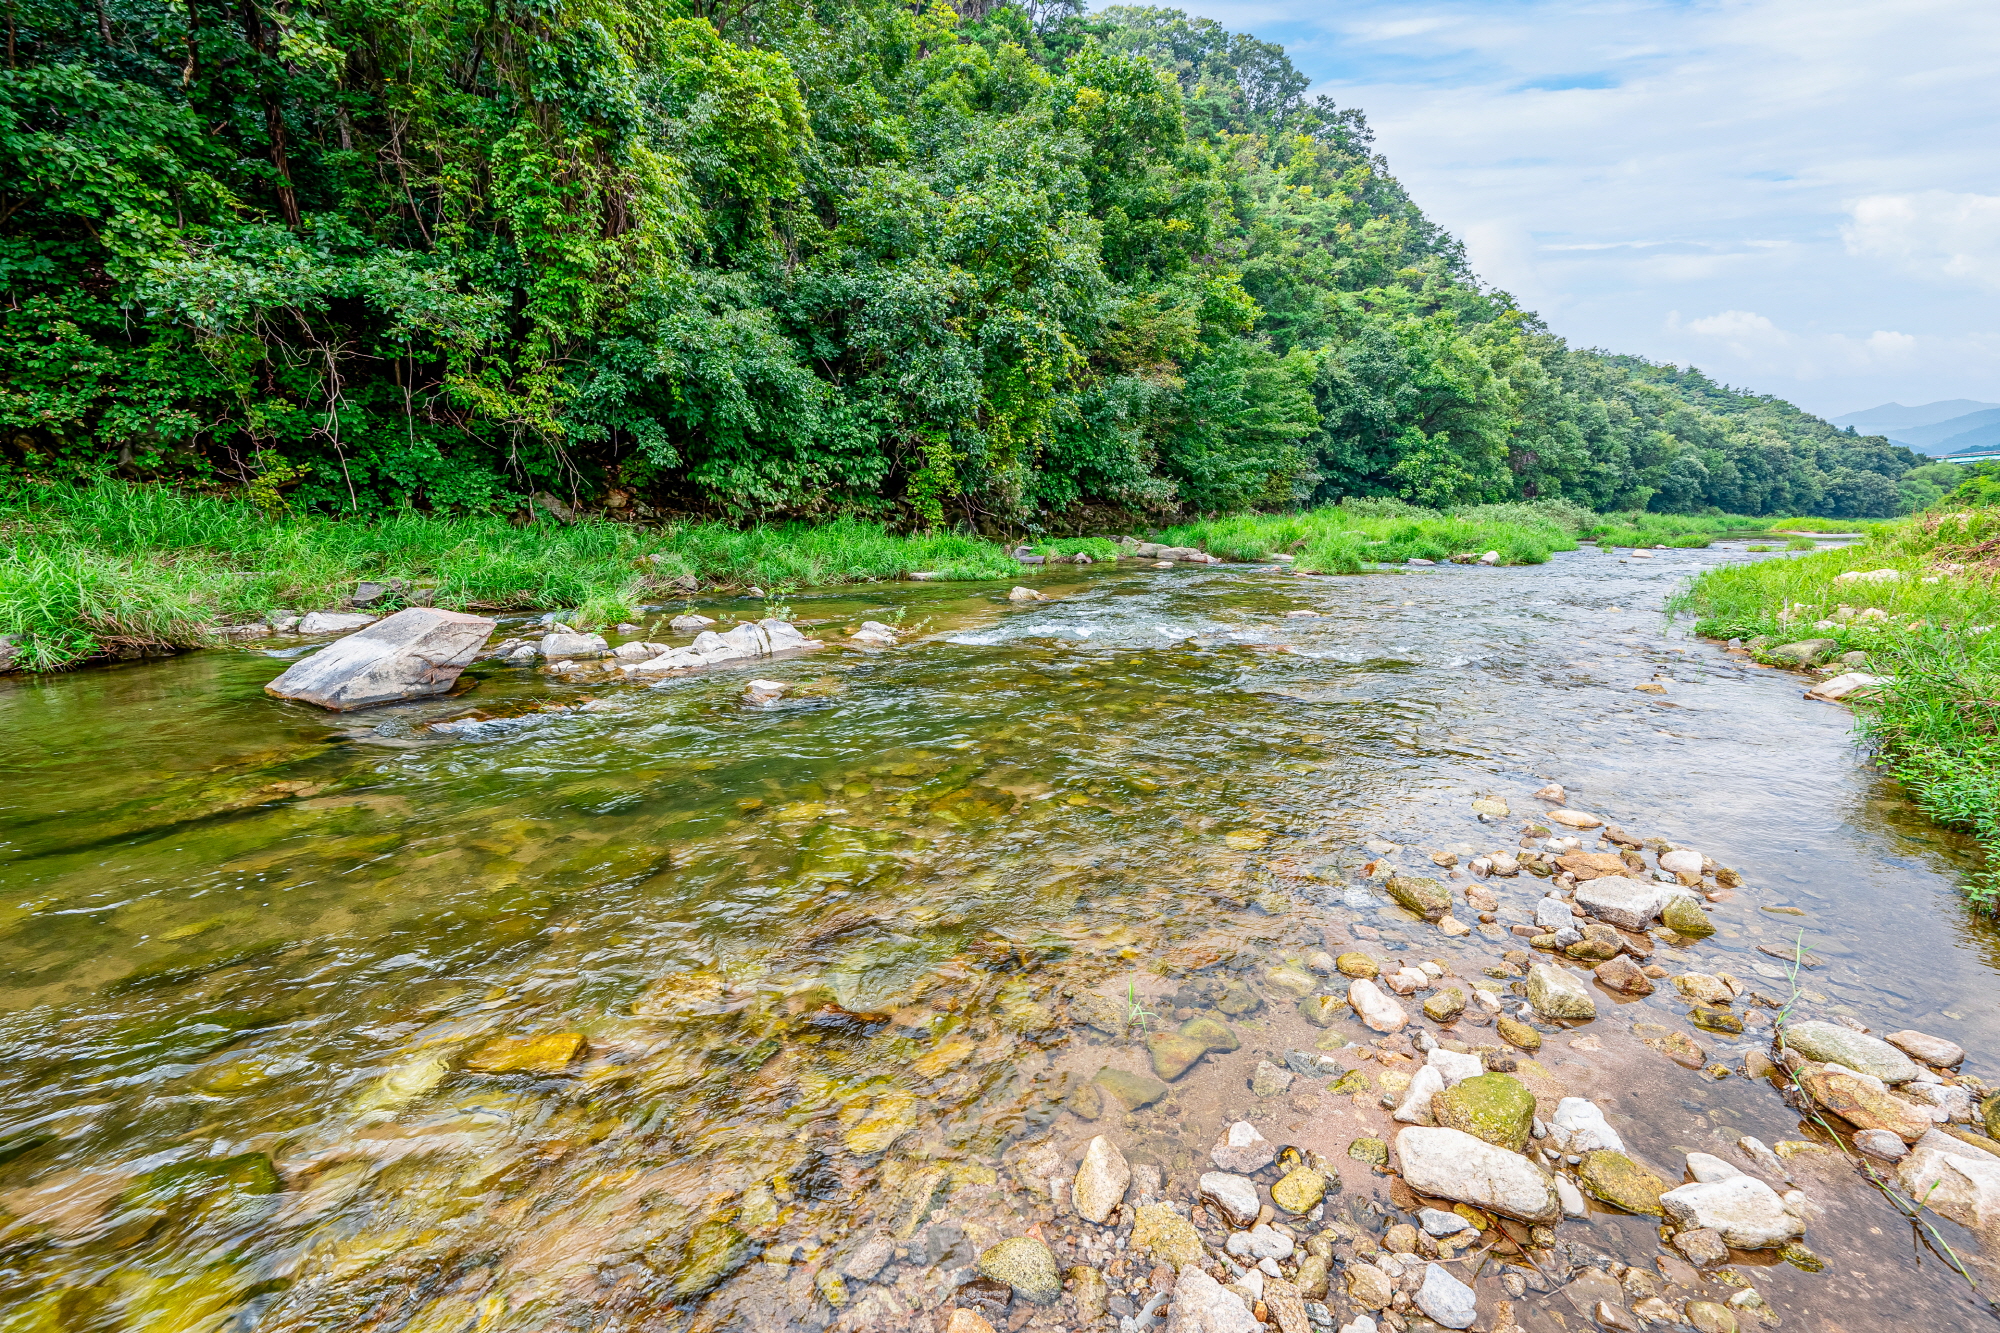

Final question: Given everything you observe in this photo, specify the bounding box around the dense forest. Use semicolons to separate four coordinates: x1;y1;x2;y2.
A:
0;0;1931;525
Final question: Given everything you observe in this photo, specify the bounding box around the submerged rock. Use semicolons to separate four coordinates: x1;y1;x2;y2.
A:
1095;1068;1168;1111
1180;1014;1241;1052
1593;956;1653;995
1149;1033;1208;1081
464;1033;585;1075
1133;1202;1203;1268
266;608;496;710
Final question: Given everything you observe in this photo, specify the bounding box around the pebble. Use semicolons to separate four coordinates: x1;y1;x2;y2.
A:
1885;1029;1965;1068
976;1236;1061;1304
1072;1135;1131;1223
1199;1171;1262;1227
1415;1262;1478;1329
1347;979;1408;1032
1212;1121;1277;1173
1417;1207;1471;1236
1225;1223;1296;1260
1526;963;1596;1020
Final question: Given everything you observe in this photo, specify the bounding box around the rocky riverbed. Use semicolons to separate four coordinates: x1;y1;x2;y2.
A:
0;542;1994;1333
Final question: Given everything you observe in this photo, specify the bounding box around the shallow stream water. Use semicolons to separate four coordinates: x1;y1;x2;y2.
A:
0;545;1995;1333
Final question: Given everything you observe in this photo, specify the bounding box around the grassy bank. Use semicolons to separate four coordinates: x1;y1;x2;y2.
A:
0;481;1018;670
1158;499;1589;570
1674;509;2000;908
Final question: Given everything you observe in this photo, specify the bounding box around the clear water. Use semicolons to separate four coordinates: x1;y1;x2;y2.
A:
0;545;1993;1331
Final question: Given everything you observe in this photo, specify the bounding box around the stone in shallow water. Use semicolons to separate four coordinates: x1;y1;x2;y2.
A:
1272;1167;1328;1214
464;1033;585;1075
1094;1068;1168;1110
1431;1074;1535;1151
1526;964;1596;1020
1395;1126;1560;1223
1226;1222;1296;1260
1415;1263;1478;1329
1253;1061;1295;1097
1168;1265;1260;1333
1348;1137;1389;1169
1336;951;1379;978
1298;994;1346;1027
1387;876;1452;921
1072;1135;1130;1223
1662;894;1715;937
1781;1020;1921;1084
1131;1202;1203;1267
1593;955;1652;995
1180;1014;1241;1052
1885;1029;1965;1068
1660;1176;1804;1249
267;608;494;710
1200;1171;1261;1226
1797;1068;1931;1142
1576;1150;1669;1216
1497;1016;1542;1051
1213;1121;1277;1172
1347;979;1408;1032
1149;1033;1208;1081
1574;877;1667;930
977;1236;1061;1304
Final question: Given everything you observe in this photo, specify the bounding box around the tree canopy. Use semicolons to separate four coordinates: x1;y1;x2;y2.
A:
0;0;1927;522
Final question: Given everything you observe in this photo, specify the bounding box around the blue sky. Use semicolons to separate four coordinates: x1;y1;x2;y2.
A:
1171;0;2000;419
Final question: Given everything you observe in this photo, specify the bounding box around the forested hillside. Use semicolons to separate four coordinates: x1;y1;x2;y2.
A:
0;0;1927;523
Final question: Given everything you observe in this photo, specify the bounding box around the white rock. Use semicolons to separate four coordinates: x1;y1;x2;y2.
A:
1384;967;1428;996
1738;1137;1791;1182
1897;1140;2000;1236
264;608;495;711
1686;1153;1743;1183
1536;897;1575;932
1224;1223;1294;1260
1395;1127;1561;1223
1547;808;1603;829
1415;1262;1478;1329
539;630;609;660
1394;1065;1447;1125
743;679;789;707
1072;1135;1131;1223
1200;1172;1261;1227
1658;848;1704;878
1211;1121;1277;1173
1832;568;1905;585
1427;1048;1484;1087
668;613;716;632
1555;1174;1587;1218
1164;1264;1260;1333
1660;1176;1805;1249
1347;979;1408;1033
1806;672;1887;702
1781;1020;1922;1084
1008;586;1047;602
297;610;377;634
1489;853;1520;876
1339;1319;1379;1333
1477;551;1500;566
1573;876;1668;930
612;640;667;661
1526;963;1597;1020
1549;1098;1624;1155
1417;1208;1471;1236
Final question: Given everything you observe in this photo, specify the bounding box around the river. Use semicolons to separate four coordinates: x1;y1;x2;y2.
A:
0;542;1992;1332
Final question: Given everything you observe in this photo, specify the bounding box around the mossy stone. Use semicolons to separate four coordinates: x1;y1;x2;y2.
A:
1131;1203;1203;1268
1216;980;1261;1016
1272;1166;1328;1214
1387;876;1452;922
669;1217;752;1297
1178;1014;1240;1052
1984;1092;2000;1142
1497;1016;1542;1051
1690;1005;1744;1035
1266;965;1318;996
1348;1137;1389;1169
1575;1149;1668;1216
1662;895;1715;938
1430;1073;1534;1151
1422;988;1466;1023
978;1236;1061;1304
1336;952;1380;979
1299;994;1346;1027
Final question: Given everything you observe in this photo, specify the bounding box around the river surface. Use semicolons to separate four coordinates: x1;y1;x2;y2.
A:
0;544;1994;1333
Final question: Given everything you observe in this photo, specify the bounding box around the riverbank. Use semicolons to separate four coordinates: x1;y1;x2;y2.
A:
0;483;1752;673
1676;508;2000;909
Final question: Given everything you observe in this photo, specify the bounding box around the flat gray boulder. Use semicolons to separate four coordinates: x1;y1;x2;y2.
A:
297;610;377;635
265;607;495;710
1781;1020;1921;1085
1574;876;1668;930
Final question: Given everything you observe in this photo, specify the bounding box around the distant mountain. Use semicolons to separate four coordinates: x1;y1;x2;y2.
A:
1833;400;2000;436
1885;408;2000;456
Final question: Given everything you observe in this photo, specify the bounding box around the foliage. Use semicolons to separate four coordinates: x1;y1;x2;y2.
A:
1675;514;2000;910
0;0;1937;527
0;480;1017;667
1157;501;1581;569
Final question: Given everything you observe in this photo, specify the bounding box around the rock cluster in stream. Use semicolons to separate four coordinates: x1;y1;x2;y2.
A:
835;784;2000;1333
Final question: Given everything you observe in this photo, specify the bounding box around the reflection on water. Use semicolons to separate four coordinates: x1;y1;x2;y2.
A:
0;548;1993;1331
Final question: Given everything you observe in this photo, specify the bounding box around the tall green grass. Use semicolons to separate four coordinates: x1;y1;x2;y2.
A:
0;481;1018;669
1584;511;1780;549
1157;498;1585;572
1674;510;2000;909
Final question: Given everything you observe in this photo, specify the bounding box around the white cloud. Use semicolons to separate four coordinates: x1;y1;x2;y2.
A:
1224;0;2000;413
1844;192;2000;292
